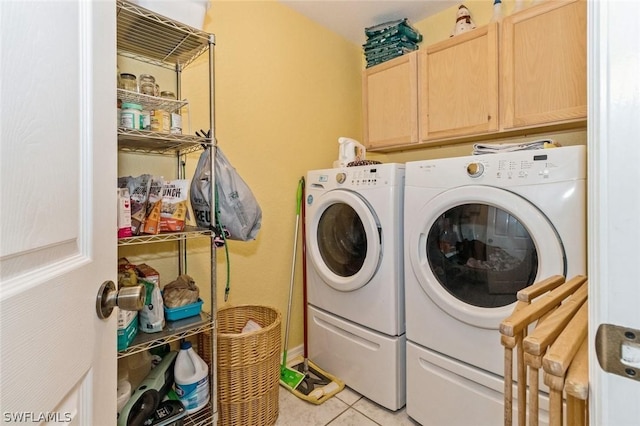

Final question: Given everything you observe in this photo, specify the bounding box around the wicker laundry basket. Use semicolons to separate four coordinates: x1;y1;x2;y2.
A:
216;305;281;426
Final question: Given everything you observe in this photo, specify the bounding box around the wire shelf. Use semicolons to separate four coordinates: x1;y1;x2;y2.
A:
117;129;210;155
116;0;213;70
118;89;188;113
118;226;213;246
183;403;217;426
117;312;214;358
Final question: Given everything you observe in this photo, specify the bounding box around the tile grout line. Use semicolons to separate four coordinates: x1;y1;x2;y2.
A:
330;394;385;426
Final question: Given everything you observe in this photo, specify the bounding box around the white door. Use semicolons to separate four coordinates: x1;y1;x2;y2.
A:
589;1;640;425
0;1;116;423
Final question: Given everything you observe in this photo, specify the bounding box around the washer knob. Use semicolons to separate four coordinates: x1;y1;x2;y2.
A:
467;162;484;178
336;172;347;184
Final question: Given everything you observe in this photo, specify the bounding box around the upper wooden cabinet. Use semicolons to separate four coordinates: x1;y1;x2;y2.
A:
362;0;587;151
501;0;587;129
419;22;499;142
362;51;419;149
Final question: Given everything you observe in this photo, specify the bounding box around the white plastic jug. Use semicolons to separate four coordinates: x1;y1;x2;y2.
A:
174;341;210;414
333;137;366;168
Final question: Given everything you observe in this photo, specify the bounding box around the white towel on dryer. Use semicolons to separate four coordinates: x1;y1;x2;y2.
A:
472;139;559;155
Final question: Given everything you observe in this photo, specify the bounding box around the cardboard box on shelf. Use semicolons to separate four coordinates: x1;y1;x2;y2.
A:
117;309;138;351
135;263;160;286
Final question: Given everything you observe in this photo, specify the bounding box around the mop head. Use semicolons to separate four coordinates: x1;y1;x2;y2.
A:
284;356;345;404
280;364;305;391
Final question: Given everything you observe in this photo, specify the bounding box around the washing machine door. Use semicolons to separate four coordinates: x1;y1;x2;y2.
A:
408;185;565;329
307;189;382;292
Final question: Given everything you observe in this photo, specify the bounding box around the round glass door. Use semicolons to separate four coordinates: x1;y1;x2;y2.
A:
427;204;538;308
308;190;381;292
318;203;367;277
409;186;565;329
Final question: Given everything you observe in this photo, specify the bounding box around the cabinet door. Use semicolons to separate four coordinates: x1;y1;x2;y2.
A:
419;23;499;142
362;52;418;149
501;0;587;129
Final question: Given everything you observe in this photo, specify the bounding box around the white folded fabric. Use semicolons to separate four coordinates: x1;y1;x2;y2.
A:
472;139;558;155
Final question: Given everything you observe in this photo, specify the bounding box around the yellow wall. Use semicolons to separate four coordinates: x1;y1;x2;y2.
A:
179;0;362;352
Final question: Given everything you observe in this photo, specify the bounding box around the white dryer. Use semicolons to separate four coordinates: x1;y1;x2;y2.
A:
403;146;586;425
306;163;405;411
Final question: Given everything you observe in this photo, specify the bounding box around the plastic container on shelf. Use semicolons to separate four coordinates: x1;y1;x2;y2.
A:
174;340;210;414
116;379;132;413
164;299;203;322
120;103;142;129
151;109;170;133
121;350;153;389
170;112;182;135
140;109;151;130
130;0;210;30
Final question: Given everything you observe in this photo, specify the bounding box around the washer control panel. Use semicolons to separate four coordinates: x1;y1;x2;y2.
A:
308;164;404;190
406;146;586;187
464;153;562;183
335;167;381;186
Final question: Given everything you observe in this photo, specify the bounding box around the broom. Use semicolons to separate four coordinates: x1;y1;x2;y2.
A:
280;178;306;391
287;176;345;404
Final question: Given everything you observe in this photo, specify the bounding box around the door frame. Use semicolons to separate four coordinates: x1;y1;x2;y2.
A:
588;1;640;424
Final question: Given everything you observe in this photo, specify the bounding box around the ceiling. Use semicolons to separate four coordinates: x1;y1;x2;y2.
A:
278;0;457;45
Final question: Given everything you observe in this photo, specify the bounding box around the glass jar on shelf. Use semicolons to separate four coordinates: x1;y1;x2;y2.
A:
139;74;156;96
119;73;137;92
160;92;182;134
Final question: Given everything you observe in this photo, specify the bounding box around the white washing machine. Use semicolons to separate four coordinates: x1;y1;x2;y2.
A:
306;163;406;411
403;146;586;425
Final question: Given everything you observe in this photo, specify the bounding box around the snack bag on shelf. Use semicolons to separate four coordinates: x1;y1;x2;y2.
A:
142;176;164;235
119;174;152;235
117;187;132;238
159;179;190;232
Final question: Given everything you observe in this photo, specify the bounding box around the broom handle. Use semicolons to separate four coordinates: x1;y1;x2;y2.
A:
283;178;304;366
301;177;308;359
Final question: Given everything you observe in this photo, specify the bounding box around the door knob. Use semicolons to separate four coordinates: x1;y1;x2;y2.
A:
96;280;146;319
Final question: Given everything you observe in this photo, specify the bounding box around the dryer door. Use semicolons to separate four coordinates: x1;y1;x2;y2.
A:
408;185;565;329
307;189;381;292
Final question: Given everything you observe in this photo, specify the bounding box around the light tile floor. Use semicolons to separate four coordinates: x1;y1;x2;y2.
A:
275;386;420;426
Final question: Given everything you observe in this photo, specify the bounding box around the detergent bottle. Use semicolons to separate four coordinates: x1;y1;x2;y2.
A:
174;341;210;414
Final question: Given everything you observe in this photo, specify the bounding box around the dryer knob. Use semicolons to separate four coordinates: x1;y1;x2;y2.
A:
336;172;347;184
467;162;484;178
